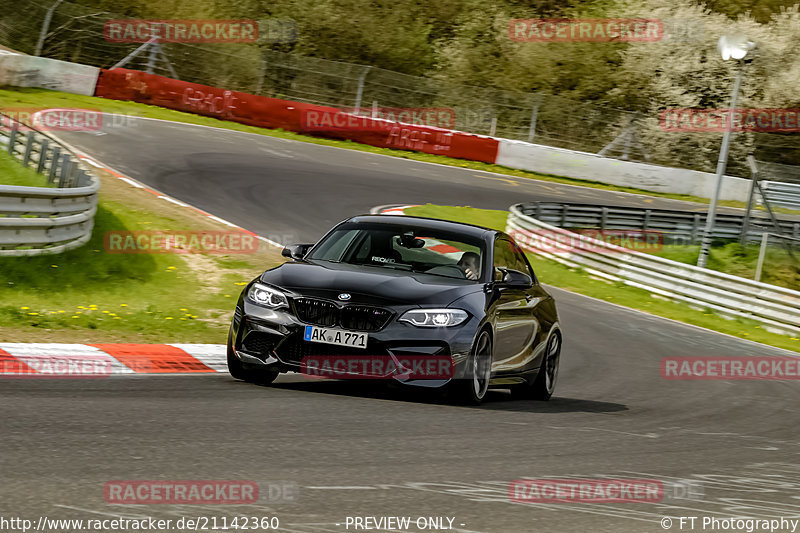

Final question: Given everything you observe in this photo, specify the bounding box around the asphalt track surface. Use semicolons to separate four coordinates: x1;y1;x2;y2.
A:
3;117;800;533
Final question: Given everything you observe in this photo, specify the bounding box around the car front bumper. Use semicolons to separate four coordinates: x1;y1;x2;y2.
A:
230;298;479;387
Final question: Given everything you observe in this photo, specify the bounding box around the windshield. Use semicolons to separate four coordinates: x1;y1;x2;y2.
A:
308;222;485;281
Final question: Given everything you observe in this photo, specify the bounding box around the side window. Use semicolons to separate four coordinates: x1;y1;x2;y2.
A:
493;238;511;281
507;239;535;280
494;238;534;281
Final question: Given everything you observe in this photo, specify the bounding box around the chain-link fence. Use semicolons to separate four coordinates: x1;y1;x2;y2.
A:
2;0;798;177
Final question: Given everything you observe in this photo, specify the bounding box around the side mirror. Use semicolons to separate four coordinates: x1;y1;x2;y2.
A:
499;268;533;289
281;243;313;260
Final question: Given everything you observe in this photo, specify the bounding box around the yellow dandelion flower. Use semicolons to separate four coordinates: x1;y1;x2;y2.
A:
20;306;29;310
165;317;173;320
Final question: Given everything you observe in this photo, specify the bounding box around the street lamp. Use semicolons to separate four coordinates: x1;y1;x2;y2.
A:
696;34;755;268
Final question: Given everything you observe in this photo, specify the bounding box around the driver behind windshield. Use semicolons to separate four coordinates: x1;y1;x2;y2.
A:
308;223;485;281
457;251;480;280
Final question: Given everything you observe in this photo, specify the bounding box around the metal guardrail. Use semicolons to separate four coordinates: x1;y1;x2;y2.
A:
0;113;99;256
507;204;800;337
762;181;800;210
519;202;800;245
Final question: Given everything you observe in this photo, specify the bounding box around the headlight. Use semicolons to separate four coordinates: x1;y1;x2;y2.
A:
247;282;288;309
399;308;469;327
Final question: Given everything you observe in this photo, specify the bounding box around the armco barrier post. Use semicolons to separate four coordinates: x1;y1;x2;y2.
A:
7;122;17;155
57;153;70;187
36;139;49;173
48;146;61;183
755;232;769;282
22;133;35;167
527;97;540;143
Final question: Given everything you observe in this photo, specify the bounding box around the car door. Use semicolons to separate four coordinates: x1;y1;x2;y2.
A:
490;237;539;373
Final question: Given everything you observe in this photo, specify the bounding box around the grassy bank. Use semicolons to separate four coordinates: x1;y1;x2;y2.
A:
0;148;51;187
0;164;284;343
653;243;800;291
404;204;800;353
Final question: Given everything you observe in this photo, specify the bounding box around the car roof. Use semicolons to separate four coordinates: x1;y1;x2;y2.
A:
345;214;497;239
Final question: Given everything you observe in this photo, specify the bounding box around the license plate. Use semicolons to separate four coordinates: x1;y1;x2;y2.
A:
304;325;368;349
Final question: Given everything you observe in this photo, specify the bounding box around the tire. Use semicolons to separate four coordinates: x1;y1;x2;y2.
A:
227;332;279;385
451;329;493;405
511;331;560;401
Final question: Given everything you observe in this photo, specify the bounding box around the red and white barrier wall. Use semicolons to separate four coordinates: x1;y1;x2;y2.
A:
494;139;750;202
92;68;500;164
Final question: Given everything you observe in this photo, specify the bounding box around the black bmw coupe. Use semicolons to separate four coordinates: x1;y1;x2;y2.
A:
227;215;561;404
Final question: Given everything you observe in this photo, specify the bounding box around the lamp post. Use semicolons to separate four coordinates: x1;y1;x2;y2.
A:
697;35;754;268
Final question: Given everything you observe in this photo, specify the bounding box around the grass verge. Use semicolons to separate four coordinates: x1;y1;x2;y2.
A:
0;148;51;187
404;204;800;353
0;163;284;343
653;243;800;291
0;86;783;212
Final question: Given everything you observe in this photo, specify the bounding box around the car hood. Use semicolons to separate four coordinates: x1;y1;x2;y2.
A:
260;260;483;306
